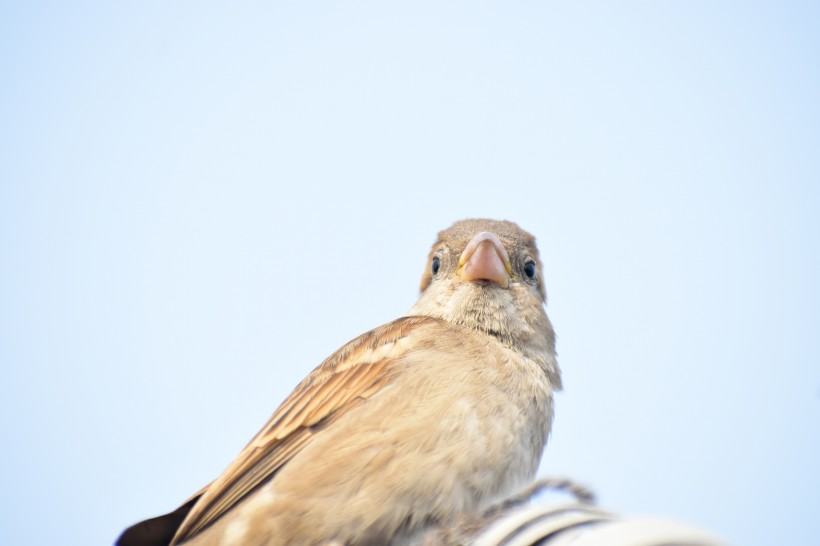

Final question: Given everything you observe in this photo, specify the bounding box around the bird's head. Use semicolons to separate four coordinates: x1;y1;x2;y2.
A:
409;219;556;369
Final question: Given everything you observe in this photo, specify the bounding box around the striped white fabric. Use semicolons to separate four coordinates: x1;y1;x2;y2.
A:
425;478;727;546
472;502;726;546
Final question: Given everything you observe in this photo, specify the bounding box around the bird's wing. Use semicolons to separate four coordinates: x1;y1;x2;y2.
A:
170;315;438;545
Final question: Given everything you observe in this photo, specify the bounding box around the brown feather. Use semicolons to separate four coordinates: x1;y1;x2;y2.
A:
169;316;434;545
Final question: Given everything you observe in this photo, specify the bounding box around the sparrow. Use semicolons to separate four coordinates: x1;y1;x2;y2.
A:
117;218;561;546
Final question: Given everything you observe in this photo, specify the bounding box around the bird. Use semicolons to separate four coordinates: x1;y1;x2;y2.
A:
117;218;562;546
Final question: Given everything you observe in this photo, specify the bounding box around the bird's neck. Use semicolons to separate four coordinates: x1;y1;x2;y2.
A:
408;284;561;389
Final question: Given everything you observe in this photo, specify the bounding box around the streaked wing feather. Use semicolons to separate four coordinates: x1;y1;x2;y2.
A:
183;428;315;540
170;316;436;545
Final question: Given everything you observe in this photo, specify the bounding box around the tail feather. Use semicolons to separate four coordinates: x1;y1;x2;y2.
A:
116;497;198;546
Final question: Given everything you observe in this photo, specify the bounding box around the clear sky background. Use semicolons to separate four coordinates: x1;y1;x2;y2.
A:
1;2;818;546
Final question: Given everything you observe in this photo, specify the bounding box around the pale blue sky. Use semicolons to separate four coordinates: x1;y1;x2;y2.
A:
1;2;818;546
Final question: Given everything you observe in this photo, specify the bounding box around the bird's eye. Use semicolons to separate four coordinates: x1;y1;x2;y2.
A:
431;256;441;275
523;260;536;279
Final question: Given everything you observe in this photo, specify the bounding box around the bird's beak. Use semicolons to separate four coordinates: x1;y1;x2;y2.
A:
458;232;512;288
